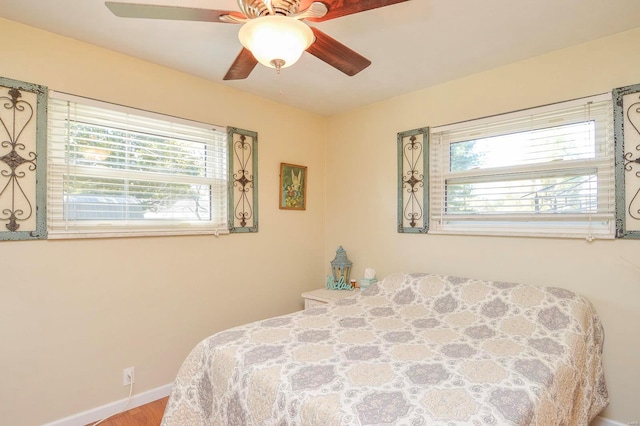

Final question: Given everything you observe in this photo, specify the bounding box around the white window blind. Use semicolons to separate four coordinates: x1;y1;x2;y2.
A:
430;93;615;239
47;91;228;238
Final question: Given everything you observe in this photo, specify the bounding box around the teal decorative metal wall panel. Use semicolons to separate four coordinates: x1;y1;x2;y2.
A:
0;77;47;240
614;83;640;238
397;127;429;233
228;127;258;233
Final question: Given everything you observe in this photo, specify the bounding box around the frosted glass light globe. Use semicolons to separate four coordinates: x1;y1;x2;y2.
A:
239;15;314;70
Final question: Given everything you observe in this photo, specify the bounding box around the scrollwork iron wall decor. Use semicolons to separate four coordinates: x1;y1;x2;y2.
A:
228;127;258;233
397;127;429;233
614;83;640;238
0;77;47;241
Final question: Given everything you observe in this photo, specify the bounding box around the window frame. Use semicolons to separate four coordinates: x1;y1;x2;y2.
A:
429;93;615;239
47;91;229;239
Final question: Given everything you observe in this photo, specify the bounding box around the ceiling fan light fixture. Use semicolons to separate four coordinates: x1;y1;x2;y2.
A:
238;15;314;71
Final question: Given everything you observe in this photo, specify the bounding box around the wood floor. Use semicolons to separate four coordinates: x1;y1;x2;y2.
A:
87;397;168;426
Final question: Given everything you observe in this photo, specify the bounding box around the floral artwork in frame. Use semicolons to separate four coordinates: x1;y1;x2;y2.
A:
279;163;307;210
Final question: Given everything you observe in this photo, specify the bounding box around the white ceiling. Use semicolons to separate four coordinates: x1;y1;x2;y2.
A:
2;0;640;116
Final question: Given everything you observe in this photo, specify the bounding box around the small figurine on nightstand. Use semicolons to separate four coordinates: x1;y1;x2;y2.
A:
326;246;353;290
359;268;377;290
326;275;352;290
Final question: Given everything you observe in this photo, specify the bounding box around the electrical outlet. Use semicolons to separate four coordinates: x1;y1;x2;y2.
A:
123;367;135;386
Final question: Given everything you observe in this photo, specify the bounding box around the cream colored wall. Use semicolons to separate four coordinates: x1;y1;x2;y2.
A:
3;13;640;425
326;28;640;423
0;19;327;425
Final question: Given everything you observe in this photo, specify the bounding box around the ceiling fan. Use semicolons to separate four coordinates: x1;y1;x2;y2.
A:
105;0;409;80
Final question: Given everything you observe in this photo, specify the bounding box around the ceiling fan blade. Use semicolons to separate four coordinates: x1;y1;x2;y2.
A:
105;2;242;23
306;27;371;76
223;48;259;80
302;0;409;22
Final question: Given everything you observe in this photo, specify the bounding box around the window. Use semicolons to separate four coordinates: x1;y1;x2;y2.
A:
47;92;228;238
430;93;614;239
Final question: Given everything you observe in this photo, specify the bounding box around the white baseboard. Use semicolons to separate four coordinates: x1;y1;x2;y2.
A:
591;416;631;426
42;383;173;426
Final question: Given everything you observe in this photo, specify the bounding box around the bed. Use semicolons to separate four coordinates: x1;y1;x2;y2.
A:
161;273;608;425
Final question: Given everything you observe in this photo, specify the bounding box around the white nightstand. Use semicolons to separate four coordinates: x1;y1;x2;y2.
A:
301;288;357;309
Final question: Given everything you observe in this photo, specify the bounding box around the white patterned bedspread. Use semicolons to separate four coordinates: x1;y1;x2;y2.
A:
162;273;608;425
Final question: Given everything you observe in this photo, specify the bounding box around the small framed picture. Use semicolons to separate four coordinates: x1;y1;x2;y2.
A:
279;163;307;210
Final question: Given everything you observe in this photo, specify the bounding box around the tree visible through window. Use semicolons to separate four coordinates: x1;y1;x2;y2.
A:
447;122;598;215
430;94;615;239
47;92;228;238
65;122;212;220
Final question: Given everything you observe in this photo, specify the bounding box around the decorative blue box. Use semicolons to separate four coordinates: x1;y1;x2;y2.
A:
359;278;377;289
